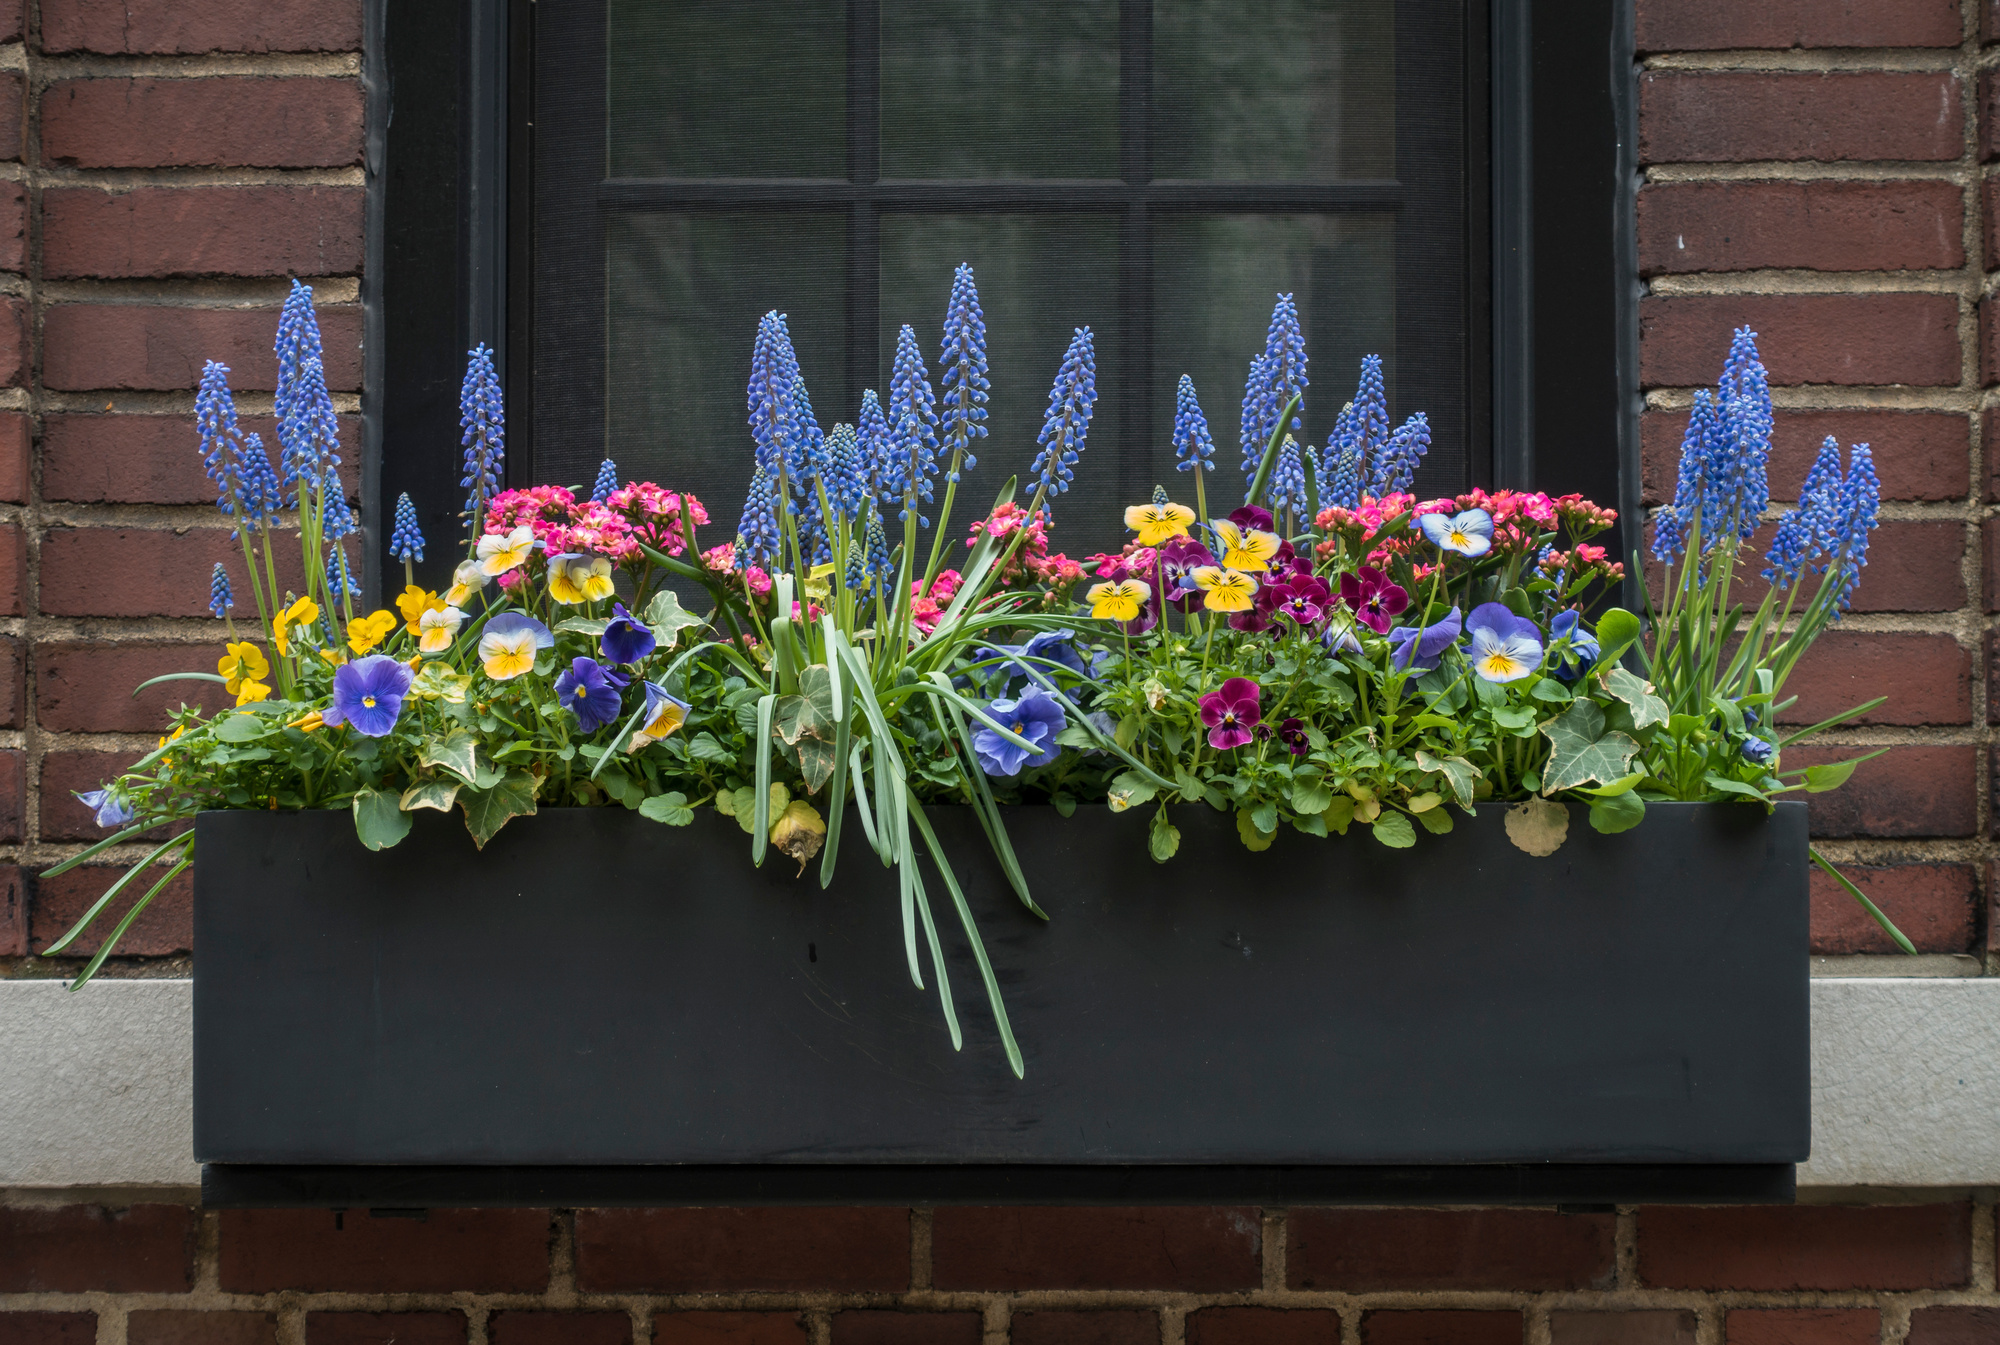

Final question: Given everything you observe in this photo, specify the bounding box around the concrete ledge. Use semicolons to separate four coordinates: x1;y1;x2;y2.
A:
1;977;1995;1190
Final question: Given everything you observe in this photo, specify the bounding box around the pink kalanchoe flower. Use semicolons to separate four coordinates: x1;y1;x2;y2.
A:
1338;565;1409;634
1199;677;1262;750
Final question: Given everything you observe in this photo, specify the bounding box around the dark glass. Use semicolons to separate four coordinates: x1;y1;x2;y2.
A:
879;214;1123;555
880;0;1120;179
607;0;847;178
1152;0;1395;181
603;212;849;530
1152;213;1396;488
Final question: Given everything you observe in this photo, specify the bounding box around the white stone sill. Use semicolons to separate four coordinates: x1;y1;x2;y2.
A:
1;978;1995;1190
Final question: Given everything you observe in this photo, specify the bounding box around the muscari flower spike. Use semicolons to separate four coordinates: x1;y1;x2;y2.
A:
1173;374;1216;476
1826;444;1879;616
1268;438;1307;520
460;344;506;525
856;388;894;501
1241;294;1309;478
274;280;342;503
888;324;940;519
1654;328;1774;562
734;465;781;570
239;434;284;530
390;492;425;564
322;469;356;540
862;503;892;579
748;311;802;480
196;360;256;528
327;543;360;600
590;458;619;504
937;262;990;480
824;422;869;521
208;563;233;618
1032;327;1098;507
787;369;827;489
1373;411;1431;496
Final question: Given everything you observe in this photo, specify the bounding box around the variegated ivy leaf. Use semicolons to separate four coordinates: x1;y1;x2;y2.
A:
459;769;539;848
1539;700;1640;793
419;730;481;785
399;778;461;813
1415;750;1481;811
1603;667;1669;732
554;617;610;637
642;588;708;647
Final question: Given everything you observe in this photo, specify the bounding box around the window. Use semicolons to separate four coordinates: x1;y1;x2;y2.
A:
369;0;1635;585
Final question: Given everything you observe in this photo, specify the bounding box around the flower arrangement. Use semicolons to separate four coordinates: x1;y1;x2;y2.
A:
45;271;1904;1075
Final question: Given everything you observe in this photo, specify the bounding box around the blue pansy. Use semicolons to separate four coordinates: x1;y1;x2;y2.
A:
972;687;1067;777
601;604;656;665
1547;610;1599;682
554;656;630;734
1387;608;1463;672
323;654;415;738
76;787;136;829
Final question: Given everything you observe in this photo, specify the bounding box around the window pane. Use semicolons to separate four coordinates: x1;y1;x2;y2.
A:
1151;213;1396;490
880;0;1119;179
607;0;847;178
602;212;850;526
878;214;1124;554
1153;0;1395;181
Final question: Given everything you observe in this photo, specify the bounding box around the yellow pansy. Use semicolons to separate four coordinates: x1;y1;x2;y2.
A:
417;604;467;654
1211;519;1281;573
1124;500;1195;546
445;560;489;607
346;609;400;655
286;710;324;731
629;685;690;751
548;553;615;605
1084;578;1150;623
217;641;269;695
156;723;187;749
271;597;319;656
476;524;536;576
478;613;551;681
396;584;443;634
234;680;273;706
1191;566;1258;612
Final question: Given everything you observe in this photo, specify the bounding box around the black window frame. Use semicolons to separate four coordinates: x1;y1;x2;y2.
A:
366;0;1638;597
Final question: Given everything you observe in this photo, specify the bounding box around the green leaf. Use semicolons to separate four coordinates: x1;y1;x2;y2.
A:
641;588;709;646
796;735;838;794
1148;807;1181;863
1811;848;1917;956
1588;789;1646;834
1540;700;1641;793
1291;776;1334;815
687;731;736;764
726;785;758;833
1594;607;1642;665
1108;770;1158;813
1488;704;1539;731
352;786;412;851
638;791;694;825
399;779;461;813
1804;754;1879;793
1529;678;1572;704
1603;668;1668;730
1581;771;1646;798
1054;725;1096;748
1321;796;1355;835
1114;714;1141;750
1250;800;1278;834
554;616;610;636
214;713;267;743
420;731;481;785
1504;797;1570;856
1235;807;1275;851
460;769;539;848
1415;806;1455;835
1702;771;1770;803
1408;713;1460;732
1372;811;1416;848
1415;750;1481;811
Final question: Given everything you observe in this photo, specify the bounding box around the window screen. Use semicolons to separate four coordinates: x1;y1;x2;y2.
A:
526;0;1472;556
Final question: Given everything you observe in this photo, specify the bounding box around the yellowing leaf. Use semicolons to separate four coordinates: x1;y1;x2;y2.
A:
1505;797;1570;856
1235;808;1275;851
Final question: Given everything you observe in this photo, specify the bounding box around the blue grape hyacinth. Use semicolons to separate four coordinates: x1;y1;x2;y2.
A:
1173;374;1216;476
856;388;893;501
735;465;781;570
390;492;425;564
208;563;233;619
322;469;356;540
1240;294;1308;477
1031;327;1097;507
274;280;341;502
748;311;802;480
590;458;619;503
887;325;940;521
460;344;505;527
824;421;869;521
787;370;827;489
937;262;990;480
1653;327;1775;561
196;360;253;526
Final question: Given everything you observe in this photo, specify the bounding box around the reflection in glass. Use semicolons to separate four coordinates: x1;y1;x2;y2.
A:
608;1;847;179
881;0;1119;179
1152;214;1395;491
604;213;849;527
880;215;1123;553
1153;0;1394;181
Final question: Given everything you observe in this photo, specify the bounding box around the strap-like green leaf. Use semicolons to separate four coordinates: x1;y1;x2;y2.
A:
906;797;1025;1079
751;694;776;866
65;851;194;991
41;830;193;957
1811;847;1916;956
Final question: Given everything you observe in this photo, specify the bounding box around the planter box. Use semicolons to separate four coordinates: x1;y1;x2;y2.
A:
193;802;1808;1206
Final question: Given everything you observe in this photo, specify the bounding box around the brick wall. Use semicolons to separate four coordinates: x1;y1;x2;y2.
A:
2;1;1998;1339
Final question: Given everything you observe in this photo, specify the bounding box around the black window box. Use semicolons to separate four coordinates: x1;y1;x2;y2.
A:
193;802;1807;1207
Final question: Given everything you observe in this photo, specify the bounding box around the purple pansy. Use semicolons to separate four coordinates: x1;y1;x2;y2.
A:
973;686;1067;776
76;787;135;829
601;603;657;665
321;654;415;737
1199;677;1262;749
555;656;630;733
1387;608;1463;672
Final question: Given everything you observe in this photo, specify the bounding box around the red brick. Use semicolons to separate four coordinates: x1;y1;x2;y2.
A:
0;754;23;844
220;1209;549;1293
1987;179;2000;271
129;1312;280;1345
1638;1203;1969;1289
1908;1307;2000;1345
42;77;363;169
43;412;360;504
1646;410;1967;507
41;527;312;618
1638;181;1963;275
829;1315;980;1345
0;521;22;616
1641;294;1960;389
1778;633;1968;727
0;0;19;42
44;186;364;280
39;642;230;732
0;1205;195;1292
1640;72;1963;165
1186;1310;1339;1345
1287;1209;1614;1291
0;1316;97;1345
574;1208;907;1293
1550;1313;1697;1345
1985;300;2000;388
1725;1309;1880;1345
0;298;25;388
1360;1314;1522;1345
40;749;161;842
0;636;20;727
0;864;24;955
0;180;24;274
1637;0;1963;49
488;1313;630;1345
0;412;28;503
32;864;195;958
651;1314;808;1345
304;1316;465;1345
0;71;22;164
1012;1312;1160;1345
44;303;361;393
1837;519;1962;612
1811;862;1978;953
44;308;360;396
43;0;359;52
933;1207;1259;1291
1787;745;1979;838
